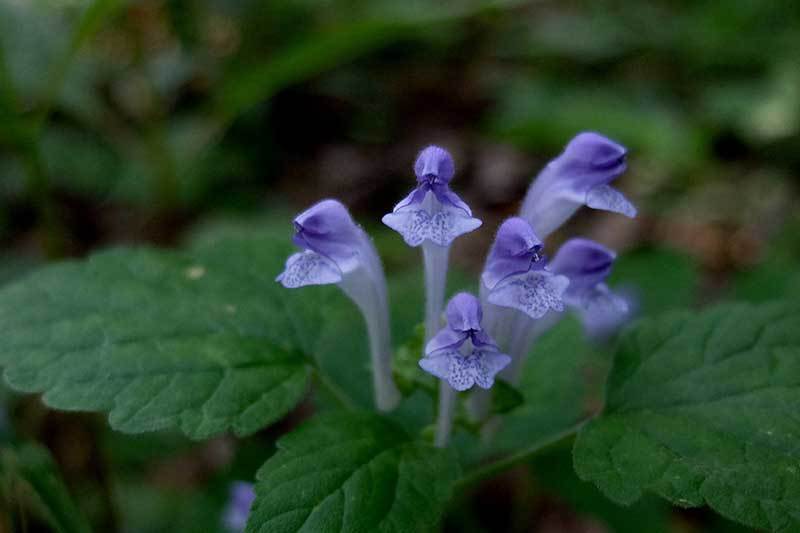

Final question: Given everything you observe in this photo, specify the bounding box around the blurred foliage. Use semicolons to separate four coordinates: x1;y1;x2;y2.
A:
1;0;798;531
1;442;92;533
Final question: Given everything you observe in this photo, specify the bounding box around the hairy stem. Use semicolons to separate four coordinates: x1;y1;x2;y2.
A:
339;267;400;411
422;241;454;446
422;242;449;341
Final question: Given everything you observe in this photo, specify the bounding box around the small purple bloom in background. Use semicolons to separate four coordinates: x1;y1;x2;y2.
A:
382;146;481;247
419;293;511;391
482;217;569;319
520;132;636;238
222;482;255;532
277;199;400;411
549;238;631;339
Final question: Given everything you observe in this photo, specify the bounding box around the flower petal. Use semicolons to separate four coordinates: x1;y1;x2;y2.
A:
571;283;631;339
415;145;455;183
445;353;478;391
292;199;362;263
276;250;342;288
425;328;468;354
469;350;511;389
420;350;475;391
550;238;616;292
586;184;637;218
382;204;482;247
392;187;428;212
419;350;456;381
432;185;472;215
520;132;632;238
445;292;482;332
487;270;570;319
482;217;544;289
420;348;511;391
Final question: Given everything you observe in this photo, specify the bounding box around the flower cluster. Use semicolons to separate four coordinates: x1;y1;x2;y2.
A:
276;132;636;445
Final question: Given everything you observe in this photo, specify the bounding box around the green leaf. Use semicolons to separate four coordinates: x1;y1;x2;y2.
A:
245;412;460;533
0;235;364;439
1;442;92;533
532;446;672;533
574;301;800;531
490;379;524;415
490;318;606;455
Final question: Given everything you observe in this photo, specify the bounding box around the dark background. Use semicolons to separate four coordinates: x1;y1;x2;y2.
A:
1;0;799;531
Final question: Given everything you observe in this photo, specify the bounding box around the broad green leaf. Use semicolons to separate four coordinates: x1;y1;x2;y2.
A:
532;446;672;533
1;442;92;533
574;301;800;531
0;235;370;439
490;318;606;456
245;412;460;533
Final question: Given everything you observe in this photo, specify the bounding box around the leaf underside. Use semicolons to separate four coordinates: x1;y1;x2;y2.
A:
246;412;461;533
0;236;362;439
574;301;800;532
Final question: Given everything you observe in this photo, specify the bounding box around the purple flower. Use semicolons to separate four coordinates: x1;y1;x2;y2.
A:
382;146;481;247
277;199;400;411
277;199;361;288
419;293;511;391
549;238;631;338
520;132;636;238
481;217;570;319
222;482;255;532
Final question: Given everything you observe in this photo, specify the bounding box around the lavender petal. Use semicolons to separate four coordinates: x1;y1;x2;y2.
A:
487;270;569;319
586;184;637;218
381;204;481;247
276;250;343;288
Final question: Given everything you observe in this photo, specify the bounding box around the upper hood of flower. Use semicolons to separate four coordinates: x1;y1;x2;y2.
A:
555;132;627;188
425;292;496;354
445;292;483;332
414;145;455;186
292;199;362;262
549;238;616;291
482;217;544;289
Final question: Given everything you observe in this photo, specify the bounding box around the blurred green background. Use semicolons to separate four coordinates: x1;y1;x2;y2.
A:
0;0;798;531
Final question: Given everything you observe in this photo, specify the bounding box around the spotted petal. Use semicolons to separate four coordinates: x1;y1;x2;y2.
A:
382;204;481;247
276;250;342;288
586;184;637;218
419;349;511;391
471;350;512;389
487;270;569;319
418;350;456;381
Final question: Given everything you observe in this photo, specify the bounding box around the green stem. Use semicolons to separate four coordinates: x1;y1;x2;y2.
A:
454;419;589;489
314;369;356;411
